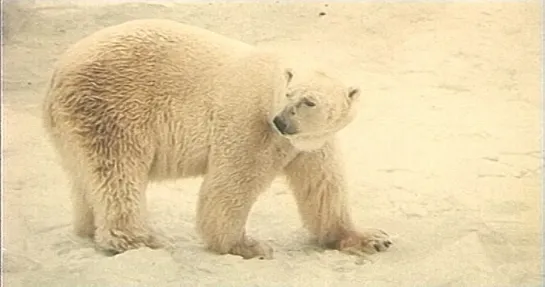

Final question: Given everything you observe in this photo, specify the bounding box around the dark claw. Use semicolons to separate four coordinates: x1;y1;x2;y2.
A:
101;248;121;257
384;241;392;248
374;243;381;252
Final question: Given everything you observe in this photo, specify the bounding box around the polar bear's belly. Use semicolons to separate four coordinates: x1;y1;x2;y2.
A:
148;117;212;180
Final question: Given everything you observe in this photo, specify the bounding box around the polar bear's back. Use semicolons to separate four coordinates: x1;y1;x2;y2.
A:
51;19;253;101
58;18;252;63
44;19;254;134
48;19;252;107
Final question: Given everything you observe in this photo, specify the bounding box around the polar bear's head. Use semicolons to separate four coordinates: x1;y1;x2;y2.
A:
271;69;361;150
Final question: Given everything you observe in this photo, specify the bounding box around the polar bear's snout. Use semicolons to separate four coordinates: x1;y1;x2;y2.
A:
273;115;297;135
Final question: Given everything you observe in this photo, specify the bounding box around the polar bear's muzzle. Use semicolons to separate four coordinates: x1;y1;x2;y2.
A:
273;115;297;135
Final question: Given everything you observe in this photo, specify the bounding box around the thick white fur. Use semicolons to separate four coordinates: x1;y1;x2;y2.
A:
43;19;391;259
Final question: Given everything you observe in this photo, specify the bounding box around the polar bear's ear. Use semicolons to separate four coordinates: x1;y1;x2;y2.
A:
347;86;360;101
284;68;294;85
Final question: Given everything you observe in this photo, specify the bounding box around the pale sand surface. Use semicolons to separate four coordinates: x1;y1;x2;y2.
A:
1;1;543;286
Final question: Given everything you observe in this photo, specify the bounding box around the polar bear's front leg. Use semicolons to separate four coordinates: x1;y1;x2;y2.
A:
284;140;393;254
196;162;275;259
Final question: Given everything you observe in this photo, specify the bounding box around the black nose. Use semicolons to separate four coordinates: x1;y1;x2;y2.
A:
273;116;297;135
273;116;288;134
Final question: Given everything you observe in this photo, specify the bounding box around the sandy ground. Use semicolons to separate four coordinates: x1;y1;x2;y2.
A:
1;0;543;286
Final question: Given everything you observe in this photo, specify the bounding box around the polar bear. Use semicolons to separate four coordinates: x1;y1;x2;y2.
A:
43;19;392;259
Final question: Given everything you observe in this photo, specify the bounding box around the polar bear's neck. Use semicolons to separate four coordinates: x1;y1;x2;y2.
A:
290;139;329;151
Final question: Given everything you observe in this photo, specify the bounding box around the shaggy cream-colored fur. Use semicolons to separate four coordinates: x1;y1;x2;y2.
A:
43;19;391;259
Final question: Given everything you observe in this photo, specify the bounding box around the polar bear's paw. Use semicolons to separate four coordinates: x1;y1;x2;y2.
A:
95;227;164;255
334;228;393;255
229;237;273;260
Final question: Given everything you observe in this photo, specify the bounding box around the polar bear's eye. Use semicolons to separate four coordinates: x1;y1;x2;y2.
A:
302;98;316;107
